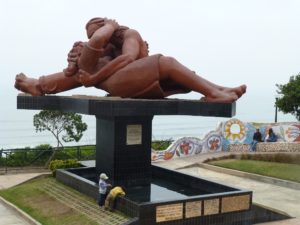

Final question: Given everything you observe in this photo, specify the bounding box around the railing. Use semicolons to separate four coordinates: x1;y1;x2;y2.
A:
0;145;96;173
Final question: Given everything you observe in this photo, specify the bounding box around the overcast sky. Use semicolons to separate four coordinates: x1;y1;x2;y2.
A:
1;0;300;122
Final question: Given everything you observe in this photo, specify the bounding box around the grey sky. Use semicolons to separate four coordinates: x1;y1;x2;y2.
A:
1;0;300;122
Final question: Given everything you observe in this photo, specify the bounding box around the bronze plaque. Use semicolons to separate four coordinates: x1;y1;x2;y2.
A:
126;124;142;145
156;203;183;222
221;195;250;213
204;198;219;215
185;201;202;218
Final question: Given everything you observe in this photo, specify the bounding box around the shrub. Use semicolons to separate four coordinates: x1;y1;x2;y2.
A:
152;139;173;151
204;152;300;165
49;159;81;176
35;144;52;150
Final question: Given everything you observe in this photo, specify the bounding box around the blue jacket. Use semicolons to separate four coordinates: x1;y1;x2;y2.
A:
266;133;277;142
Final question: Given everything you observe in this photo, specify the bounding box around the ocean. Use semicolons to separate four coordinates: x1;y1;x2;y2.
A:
1;92;296;149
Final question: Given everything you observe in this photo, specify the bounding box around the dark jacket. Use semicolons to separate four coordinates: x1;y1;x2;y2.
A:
266;133;277;142
253;131;262;142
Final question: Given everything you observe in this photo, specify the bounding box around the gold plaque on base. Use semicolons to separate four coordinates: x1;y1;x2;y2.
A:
185;201;202;218
156;203;183;222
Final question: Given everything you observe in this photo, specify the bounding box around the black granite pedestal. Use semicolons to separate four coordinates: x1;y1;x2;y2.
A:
17;95;254;225
96;115;153;186
17;94;235;187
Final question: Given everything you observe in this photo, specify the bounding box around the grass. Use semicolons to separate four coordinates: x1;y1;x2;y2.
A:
209;159;300;183
0;176;99;225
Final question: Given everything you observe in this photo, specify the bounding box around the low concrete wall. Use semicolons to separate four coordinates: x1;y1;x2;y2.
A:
229;142;300;153
256;142;300;152
229;144;250;152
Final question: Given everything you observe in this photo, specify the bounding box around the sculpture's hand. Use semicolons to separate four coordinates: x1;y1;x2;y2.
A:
78;69;95;87
64;41;84;77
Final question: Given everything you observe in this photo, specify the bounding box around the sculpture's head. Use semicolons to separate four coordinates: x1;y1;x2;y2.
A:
85;17;106;38
140;41;149;57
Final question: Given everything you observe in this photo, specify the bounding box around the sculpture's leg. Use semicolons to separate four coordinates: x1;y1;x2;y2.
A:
158;56;245;103
203;80;246;98
15;72;81;95
15;73;43;96
39;72;81;94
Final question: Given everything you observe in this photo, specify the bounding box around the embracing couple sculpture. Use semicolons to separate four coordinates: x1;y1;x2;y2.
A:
15;17;246;103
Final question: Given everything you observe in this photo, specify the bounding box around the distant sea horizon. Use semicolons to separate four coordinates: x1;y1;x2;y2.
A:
1;92;297;149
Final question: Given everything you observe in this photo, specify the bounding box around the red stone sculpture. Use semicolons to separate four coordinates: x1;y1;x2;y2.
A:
15;17;246;103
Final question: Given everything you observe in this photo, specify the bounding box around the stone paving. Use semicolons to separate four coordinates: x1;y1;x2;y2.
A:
41;179;129;225
177;166;300;218
156;152;300;225
0;172;49;189
0;200;31;225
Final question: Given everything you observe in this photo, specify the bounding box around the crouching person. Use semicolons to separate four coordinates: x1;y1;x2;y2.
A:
104;186;125;211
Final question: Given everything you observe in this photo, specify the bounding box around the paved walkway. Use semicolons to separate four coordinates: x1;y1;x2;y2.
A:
155;152;300;224
0;152;299;225
0;200;32;225
0;172;49;190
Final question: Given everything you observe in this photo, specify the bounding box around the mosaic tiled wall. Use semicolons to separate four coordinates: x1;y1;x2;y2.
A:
151;129;223;161
151;119;300;162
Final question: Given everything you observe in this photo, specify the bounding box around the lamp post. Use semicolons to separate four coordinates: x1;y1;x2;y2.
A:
275;97;278;123
274;95;281;123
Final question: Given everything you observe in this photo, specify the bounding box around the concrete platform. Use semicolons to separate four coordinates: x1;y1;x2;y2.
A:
155;152;300;219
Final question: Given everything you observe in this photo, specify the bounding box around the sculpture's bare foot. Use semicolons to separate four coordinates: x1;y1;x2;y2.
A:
202;90;238;103
221;84;247;98
63;63;78;77
15;73;44;96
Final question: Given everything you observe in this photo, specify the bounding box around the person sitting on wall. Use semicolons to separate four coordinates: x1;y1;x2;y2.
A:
265;128;277;142
250;128;262;151
104;186;125;211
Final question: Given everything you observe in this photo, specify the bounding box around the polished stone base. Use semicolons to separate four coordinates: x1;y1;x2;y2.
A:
18;94;253;224
57;165;253;225
17;94;236;186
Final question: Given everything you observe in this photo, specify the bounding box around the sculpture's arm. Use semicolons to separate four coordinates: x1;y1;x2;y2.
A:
88;19;119;50
79;31;142;87
78;53;135;87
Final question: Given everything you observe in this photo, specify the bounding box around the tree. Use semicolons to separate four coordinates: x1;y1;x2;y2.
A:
276;73;300;121
33;110;88;149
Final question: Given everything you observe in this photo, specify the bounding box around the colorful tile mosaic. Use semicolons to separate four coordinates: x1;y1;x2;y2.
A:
152;120;300;162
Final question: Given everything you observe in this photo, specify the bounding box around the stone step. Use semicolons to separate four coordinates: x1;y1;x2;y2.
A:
41;179;130;225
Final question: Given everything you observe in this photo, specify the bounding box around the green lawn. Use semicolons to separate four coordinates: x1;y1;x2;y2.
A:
209;159;300;183
0;175;129;225
0;176;99;225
